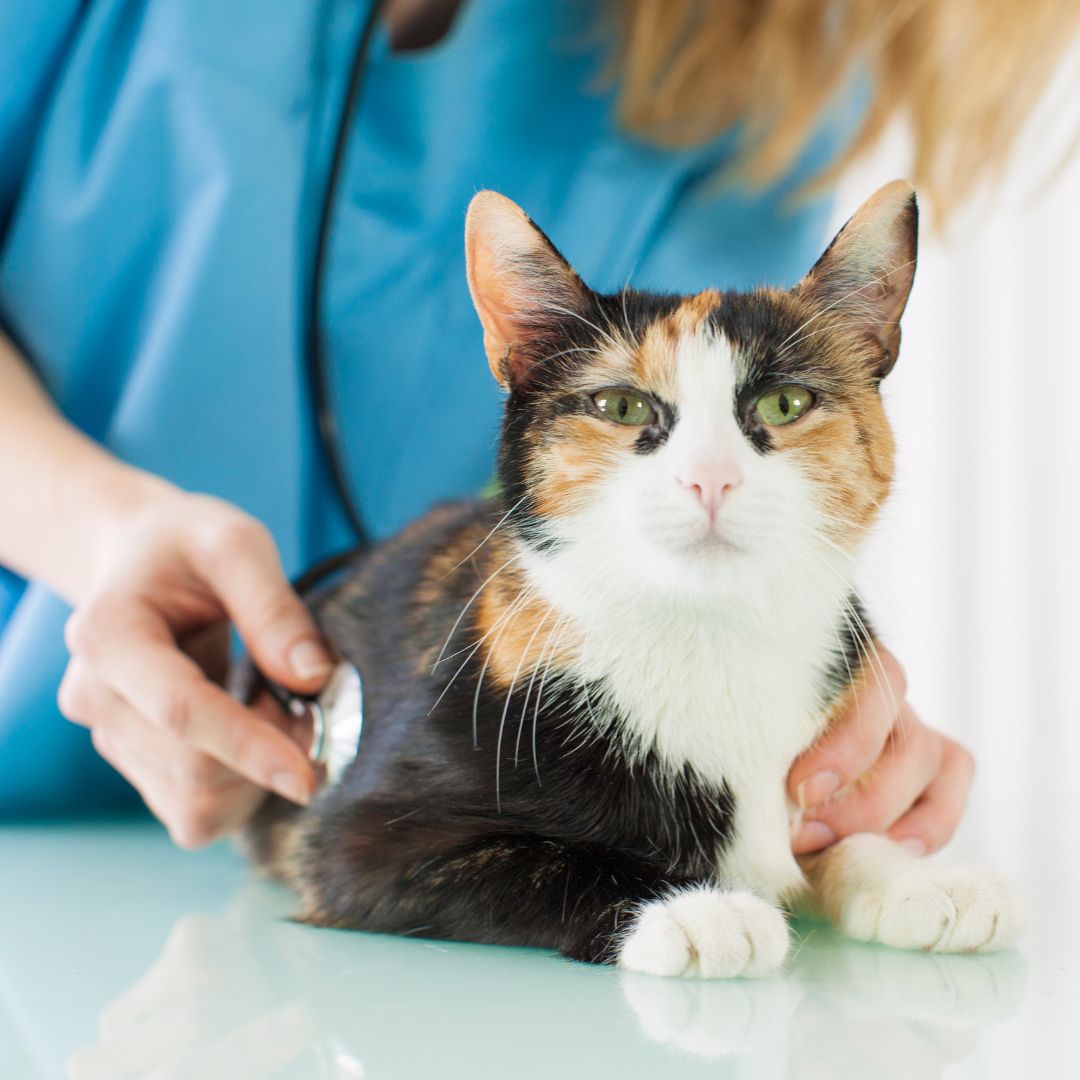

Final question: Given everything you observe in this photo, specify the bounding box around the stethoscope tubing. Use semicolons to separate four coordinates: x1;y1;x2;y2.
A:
304;0;389;555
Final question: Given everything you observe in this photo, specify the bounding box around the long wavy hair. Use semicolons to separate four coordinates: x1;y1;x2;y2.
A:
611;0;1080;220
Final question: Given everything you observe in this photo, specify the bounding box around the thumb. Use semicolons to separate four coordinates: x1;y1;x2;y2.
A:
193;515;333;693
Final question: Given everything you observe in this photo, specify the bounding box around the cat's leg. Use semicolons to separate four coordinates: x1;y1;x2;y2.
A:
287;817;789;976
801;834;1021;953
286;823;673;964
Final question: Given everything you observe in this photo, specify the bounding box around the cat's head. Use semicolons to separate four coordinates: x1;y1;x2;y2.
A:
464;183;916;603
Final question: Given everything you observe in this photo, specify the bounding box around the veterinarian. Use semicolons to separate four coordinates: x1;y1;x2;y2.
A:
1;1;1068;848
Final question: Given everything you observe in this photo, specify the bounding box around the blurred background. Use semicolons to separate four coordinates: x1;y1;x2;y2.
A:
836;34;1080;1079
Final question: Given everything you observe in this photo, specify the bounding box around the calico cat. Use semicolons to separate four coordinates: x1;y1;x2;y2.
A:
246;181;1018;977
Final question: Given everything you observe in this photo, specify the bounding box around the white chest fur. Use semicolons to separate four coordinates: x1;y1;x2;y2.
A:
522;545;853;904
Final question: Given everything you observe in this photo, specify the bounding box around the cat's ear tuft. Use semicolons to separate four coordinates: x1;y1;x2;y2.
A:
465;191;591;389
797;180;918;378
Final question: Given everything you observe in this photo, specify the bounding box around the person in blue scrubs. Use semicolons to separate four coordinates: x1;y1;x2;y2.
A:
0;0;977;854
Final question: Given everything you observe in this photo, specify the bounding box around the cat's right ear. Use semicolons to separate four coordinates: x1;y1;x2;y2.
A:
465;191;591;389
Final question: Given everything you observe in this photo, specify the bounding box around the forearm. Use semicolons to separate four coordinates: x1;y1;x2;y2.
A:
0;332;171;604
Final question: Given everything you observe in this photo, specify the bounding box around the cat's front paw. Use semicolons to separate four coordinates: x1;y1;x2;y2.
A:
842;863;1021;954
617;887;789;979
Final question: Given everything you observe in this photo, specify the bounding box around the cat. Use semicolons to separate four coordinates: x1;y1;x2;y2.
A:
244;181;1019;978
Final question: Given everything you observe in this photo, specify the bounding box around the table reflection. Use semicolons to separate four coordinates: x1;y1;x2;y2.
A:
621;924;1025;1075
67;884;1025;1080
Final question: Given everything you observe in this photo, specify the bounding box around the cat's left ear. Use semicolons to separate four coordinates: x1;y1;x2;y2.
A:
465;191;592;389
797;180;918;378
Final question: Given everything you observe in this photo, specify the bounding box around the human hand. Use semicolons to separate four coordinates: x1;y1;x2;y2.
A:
58;487;329;848
788;647;974;856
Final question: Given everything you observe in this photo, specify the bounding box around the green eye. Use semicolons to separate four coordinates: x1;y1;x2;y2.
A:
754;385;815;426
592;389;657;426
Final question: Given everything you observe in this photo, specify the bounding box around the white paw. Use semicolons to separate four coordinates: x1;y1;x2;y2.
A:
617;888;790;979
843;864;1022;954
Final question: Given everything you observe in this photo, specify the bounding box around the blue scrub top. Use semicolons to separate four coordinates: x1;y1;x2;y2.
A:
0;0;856;815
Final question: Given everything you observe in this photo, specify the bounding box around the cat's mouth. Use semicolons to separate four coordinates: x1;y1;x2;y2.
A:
639;513;750;561
659;522;746;559
691;531;744;556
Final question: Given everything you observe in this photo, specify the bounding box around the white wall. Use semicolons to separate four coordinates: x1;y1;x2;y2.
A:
831;42;1080;1079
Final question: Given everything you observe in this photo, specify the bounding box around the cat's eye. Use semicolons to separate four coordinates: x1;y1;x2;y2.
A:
592;389;657;427
754;385;815;427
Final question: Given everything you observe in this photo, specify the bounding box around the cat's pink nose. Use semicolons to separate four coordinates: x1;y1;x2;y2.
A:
677;462;743;518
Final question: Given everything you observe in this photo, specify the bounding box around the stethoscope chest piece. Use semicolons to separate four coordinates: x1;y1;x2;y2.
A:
279;661;364;788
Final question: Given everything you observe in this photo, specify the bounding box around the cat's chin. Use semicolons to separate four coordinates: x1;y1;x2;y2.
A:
674;540;755;587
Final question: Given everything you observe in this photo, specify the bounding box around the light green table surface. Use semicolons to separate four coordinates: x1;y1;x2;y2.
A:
0;819;1073;1079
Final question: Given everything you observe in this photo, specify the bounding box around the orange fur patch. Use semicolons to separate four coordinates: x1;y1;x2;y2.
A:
777;400;894;544
672;288;723;336
472;553;581;690
631;319;681;400
530;415;624;519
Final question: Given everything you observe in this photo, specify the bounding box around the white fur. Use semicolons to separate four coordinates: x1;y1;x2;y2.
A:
815;835;1022;954
618;886;791;979
522;327;854;903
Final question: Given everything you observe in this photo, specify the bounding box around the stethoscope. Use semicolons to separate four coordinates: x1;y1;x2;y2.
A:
263;0;391;782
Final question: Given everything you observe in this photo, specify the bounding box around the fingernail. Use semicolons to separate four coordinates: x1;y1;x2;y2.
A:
272;771;313;806
794;821;836;853
288;640;332;682
797;770;841;809
898;837;926;857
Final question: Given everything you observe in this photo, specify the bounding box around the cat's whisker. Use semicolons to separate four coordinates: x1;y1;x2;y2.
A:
429;577;533;721
815;509;925;565
772;315;888;363
602;305;634;359
841;597;901;730
801;489;923;566
815;504;876;533
472;585;537;759
431;562;529;669
816;552;896;717
431;554;519;672
812;512;872;537
561;679;604;759
531;615;575;784
537;344;604;368
517;611;570;786
829;583;899;726
443;496;530;578
808;526;858;564
498;603;554;805
619;282;634;345
540;302;624;354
